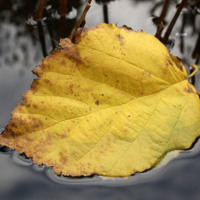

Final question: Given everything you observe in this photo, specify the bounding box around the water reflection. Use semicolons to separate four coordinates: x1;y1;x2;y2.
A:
95;0;115;23
1;138;200;199
0;0;85;58
12;151;32;166
33;164;46;172
0;0;199;65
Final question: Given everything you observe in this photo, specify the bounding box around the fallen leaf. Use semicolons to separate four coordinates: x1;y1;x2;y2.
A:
0;23;200;177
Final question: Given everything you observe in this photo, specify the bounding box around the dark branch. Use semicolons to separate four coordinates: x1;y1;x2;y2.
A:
155;22;165;40
69;0;92;41
162;0;187;44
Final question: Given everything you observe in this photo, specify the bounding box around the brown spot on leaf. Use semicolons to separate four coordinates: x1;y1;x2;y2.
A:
60;38;83;65
185;84;195;93
44;79;50;84
171;55;184;72
31;80;39;94
60;60;66;66
11;123;17;128
69;84;74;94
116;34;125;46
188;86;194;93
33;105;38;109
10;129;15;139
95;100;99;105
168;58;174;68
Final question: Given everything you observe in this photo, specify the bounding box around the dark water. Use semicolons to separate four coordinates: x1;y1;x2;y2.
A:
1;0;200;199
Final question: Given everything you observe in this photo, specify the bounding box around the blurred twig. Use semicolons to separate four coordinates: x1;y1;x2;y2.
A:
162;0;187;44
59;0;68;38
155;22;165;39
156;0;170;25
69;0;92;41
34;0;47;57
103;4;109;23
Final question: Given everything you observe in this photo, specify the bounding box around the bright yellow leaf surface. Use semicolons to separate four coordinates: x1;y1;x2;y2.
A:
1;23;200;177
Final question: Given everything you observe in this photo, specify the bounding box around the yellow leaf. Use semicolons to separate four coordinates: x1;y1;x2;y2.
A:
0;23;200;177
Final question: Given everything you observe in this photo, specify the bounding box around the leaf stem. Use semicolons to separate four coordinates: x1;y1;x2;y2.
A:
188;64;199;79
